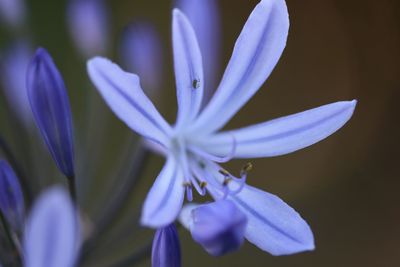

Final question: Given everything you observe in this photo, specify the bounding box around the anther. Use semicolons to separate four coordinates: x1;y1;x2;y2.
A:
192;78;200;89
200;181;207;189
241;162;253;176
219;169;230;177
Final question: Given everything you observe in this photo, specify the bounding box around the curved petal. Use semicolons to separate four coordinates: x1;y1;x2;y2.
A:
172;9;204;128
229;185;314;256
190;0;289;134
23;187;80;267
27;48;75;178
196;100;357;158
175;0;221;104
141;157;185;228
87;57;171;145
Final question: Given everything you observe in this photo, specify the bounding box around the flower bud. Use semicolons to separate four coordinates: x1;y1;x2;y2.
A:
27;48;75;178
0;41;33;126
67;0;109;57
190;200;247;256
0;160;25;231
0;0;26;29
119;22;163;95
151;224;181;267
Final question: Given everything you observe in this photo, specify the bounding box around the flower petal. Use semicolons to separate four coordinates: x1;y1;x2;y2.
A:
151;224;181;267
119;22;163;95
191;0;289;134
87;57;171;145
172;9;204;128
229;185;314;255
0;160;25;232
27;48;75;178
175;0;221;104
141;157;185;228
23;187;80;267
196;100;357;158
190;200;247;256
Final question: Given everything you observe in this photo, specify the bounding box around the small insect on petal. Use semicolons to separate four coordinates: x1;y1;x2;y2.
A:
190;200;247;256
0;160;25;232
192;78;200;89
151;224;181;267
27;48;75;178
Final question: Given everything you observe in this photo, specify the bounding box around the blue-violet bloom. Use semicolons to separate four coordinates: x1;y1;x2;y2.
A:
0;160;25;232
0;41;33;126
119;22;163;95
181;200;247;256
23;186;80;267
175;0;221;103
0;0;25;29
67;0;109;57
27;48;75;178
87;0;356;255
152;224;181;267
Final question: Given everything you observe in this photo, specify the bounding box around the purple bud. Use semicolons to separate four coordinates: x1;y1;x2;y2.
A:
0;0;26;29
0;160;25;231
0;42;33;126
67;0;109;57
26;48;75;178
190;200;247;256
152;224;181;267
119;22;163;95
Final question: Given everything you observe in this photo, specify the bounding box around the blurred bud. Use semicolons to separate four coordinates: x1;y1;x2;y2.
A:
0;41;33;126
190;200;247;256
23;186;80;267
0;160;25;232
152;224;181;267
26;48;75;178
175;0;221;103
119;22;163;96
67;0;109;57
0;0;26;29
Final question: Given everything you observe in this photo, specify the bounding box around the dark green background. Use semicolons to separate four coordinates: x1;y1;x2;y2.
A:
1;0;399;266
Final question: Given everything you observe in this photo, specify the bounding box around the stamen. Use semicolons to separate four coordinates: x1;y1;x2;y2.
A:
183;182;193;202
240;162;253;176
200;181;207;195
219;169;230;177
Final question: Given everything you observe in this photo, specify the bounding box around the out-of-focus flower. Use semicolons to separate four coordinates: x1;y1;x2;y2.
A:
0;0;26;29
0;42;32;126
88;0;356;255
151;224;181;267
27;48;75;178
175;0;221;104
0;160;25;232
23;186;80;267
67;0;109;57
119;22;163;96
182;200;247;256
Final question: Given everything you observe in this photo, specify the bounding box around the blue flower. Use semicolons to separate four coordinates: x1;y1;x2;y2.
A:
0;0;26;29
152;224;181;267
27;48;75;178
182;200;247;256
67;0;109;57
23;186;80;267
0;160;25;232
119;22;163;95
0;41;33;126
87;0;356;255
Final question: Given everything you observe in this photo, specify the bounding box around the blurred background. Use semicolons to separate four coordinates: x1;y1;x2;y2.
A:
0;0;399;266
